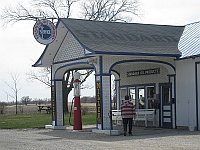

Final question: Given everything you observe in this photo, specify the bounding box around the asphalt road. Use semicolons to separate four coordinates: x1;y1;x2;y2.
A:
0;126;200;150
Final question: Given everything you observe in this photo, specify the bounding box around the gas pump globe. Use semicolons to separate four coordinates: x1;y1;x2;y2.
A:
73;72;81;96
73;71;82;130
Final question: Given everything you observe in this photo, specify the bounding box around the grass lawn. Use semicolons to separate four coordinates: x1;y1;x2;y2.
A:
0;112;96;129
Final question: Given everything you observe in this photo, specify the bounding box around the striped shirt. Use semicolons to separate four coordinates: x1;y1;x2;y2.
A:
121;101;135;118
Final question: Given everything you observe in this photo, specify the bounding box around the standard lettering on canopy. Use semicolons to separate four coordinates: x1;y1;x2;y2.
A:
75;30;179;43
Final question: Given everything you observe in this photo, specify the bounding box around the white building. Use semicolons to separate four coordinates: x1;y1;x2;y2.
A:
176;22;200;130
33;19;200;132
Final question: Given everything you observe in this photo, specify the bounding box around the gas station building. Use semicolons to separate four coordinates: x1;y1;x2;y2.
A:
33;19;200;132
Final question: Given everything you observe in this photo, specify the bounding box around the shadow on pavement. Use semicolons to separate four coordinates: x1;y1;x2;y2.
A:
39;125;200;142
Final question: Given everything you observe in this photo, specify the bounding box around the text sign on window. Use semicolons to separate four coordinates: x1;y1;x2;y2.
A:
127;68;160;77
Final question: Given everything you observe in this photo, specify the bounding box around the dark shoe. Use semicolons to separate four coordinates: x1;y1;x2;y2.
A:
129;132;133;136
124;132;127;136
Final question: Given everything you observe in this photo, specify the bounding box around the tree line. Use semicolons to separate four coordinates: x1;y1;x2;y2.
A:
1;96;95;105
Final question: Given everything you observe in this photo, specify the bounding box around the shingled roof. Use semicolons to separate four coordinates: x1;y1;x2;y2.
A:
33;18;185;67
178;21;200;58
61;18;184;57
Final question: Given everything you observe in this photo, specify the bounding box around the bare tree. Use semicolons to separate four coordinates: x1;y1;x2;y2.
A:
0;102;7;114
27;67;93;112
4;73;21;114
82;0;139;22
59;69;93;112
1;0;140;113
21;96;32;105
32;0;80;18
0;0;80;25
27;67;51;87
0;0;140;25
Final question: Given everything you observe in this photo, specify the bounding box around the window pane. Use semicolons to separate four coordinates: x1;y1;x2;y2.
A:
120;88;127;101
129;88;135;105
147;86;156;109
138;88;145;109
163;87;170;105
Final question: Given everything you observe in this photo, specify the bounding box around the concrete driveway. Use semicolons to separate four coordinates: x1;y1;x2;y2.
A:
0;126;200;150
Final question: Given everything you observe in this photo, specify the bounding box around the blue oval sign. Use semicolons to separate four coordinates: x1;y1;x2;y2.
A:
33;19;57;45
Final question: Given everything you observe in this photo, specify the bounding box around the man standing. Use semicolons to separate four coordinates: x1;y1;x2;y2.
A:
121;95;135;136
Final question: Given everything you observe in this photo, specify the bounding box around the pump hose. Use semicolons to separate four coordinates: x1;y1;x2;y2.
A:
69;98;75;126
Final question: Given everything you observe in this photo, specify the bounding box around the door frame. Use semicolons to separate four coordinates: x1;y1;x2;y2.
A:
159;83;173;128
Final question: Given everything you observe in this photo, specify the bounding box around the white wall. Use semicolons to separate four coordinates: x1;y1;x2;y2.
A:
197;63;200;129
176;58;196;127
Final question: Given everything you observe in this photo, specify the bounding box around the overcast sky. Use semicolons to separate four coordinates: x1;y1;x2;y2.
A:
0;0;200;102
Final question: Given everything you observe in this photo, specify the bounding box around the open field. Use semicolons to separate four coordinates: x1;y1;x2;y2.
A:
0;103;96;129
2;103;96;114
4;104;40;114
0;112;96;129
0;113;51;129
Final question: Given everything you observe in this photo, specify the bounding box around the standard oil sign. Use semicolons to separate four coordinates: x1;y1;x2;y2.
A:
127;68;160;77
33;19;57;45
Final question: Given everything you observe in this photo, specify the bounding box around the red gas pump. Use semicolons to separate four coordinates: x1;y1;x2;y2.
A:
73;72;82;130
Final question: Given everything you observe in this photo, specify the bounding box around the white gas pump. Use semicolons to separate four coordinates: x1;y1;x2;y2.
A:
73;71;82;130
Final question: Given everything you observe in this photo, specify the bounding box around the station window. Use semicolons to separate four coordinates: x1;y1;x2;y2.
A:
138;88;145;109
129;88;136;105
120;85;158;109
147;86;156;109
120;88;127;105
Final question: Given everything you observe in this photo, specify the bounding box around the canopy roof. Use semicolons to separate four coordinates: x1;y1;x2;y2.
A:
33;18;184;67
61;18;184;56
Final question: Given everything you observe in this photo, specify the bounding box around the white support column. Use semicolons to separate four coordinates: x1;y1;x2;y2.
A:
53;80;65;129
95;74;112;130
101;75;111;130
92;56;120;135
115;79;120;110
93;74;120;135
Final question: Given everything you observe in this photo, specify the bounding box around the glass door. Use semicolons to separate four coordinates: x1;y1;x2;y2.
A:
160;83;172;128
146;86;156;109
